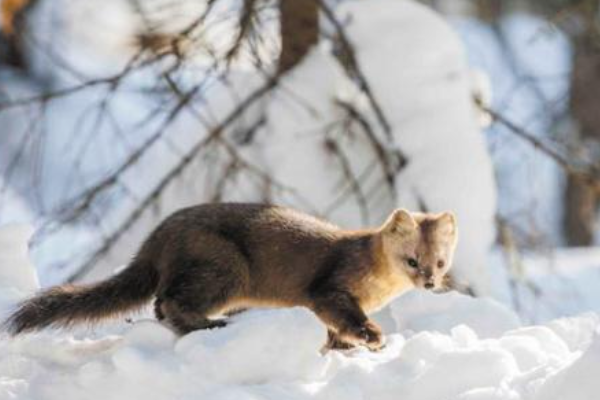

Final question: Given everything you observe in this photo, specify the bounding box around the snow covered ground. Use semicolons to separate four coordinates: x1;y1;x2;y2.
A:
0;225;599;400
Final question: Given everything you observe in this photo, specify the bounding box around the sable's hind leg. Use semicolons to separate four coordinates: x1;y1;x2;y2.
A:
154;296;221;334
161;301;228;335
157;260;243;335
157;260;236;335
157;236;250;335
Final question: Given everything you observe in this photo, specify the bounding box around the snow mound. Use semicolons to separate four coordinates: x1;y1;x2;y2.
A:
174;308;328;383
391;290;521;338
0;225;39;308
0;301;597;400
0;179;33;226
536;331;600;400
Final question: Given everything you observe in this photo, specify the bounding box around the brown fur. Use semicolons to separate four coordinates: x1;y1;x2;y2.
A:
3;203;458;351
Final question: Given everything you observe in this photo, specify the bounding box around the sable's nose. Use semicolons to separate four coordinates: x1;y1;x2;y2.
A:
419;268;433;279
419;269;434;289
420;269;433;279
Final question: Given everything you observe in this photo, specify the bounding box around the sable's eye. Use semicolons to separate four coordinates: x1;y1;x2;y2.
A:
407;258;418;268
437;260;445;269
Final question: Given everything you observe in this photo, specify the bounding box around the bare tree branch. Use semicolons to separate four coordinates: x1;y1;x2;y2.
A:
480;100;600;193
67;75;280;282
226;0;258;63
314;0;397;146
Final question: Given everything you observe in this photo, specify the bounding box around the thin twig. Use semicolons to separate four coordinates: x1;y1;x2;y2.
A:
480;100;600;193
314;0;396;144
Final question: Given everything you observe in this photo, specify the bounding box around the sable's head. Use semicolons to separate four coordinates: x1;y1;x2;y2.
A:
380;209;458;291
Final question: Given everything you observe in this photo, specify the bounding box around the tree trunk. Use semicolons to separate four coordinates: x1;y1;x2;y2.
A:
474;0;504;22
278;0;319;74
563;173;597;246
563;31;600;246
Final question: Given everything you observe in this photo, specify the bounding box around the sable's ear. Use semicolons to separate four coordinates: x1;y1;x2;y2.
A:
436;212;457;237
384;209;417;234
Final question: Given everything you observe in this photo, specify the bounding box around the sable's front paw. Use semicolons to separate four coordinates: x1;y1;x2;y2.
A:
360;321;385;351
325;330;356;351
343;321;385;351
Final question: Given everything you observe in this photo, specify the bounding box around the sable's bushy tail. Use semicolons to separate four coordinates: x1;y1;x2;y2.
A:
3;259;159;335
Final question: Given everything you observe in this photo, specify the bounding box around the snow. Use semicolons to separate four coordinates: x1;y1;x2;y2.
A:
174;309;328;383
536;331;600;400
0;225;599;400
1;294;598;400
391;290;521;339
0;177;33;227
0;224;38;297
490;247;600;323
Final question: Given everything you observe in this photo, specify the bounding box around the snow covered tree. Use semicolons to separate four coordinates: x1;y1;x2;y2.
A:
0;0;496;298
560;1;600;246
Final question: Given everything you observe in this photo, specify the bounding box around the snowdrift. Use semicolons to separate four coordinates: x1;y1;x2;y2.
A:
0;225;598;400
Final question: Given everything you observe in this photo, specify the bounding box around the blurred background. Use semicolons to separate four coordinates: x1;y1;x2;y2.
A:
0;0;599;322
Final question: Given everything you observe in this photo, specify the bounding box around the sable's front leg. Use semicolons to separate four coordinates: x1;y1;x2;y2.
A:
312;290;384;351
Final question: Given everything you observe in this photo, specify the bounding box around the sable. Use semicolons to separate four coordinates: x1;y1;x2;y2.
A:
4;203;458;351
